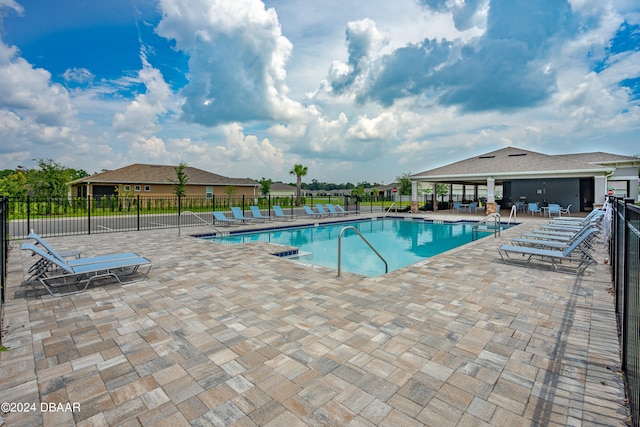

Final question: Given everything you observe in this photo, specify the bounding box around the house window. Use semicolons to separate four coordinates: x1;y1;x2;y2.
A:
206;186;213;199
134;185;141;192
123;185;131;192
144;185;151;192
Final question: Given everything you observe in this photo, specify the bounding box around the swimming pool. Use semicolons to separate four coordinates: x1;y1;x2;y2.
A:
205;218;497;276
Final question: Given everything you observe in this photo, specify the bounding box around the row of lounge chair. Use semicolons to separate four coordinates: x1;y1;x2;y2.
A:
212;204;357;226
498;209;604;274
21;233;152;297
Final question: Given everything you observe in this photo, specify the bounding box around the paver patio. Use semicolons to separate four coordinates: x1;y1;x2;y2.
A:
0;212;629;426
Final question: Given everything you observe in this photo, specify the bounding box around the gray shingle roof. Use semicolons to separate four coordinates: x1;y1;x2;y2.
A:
411;147;612;180
555;152;640;164
70;164;258;186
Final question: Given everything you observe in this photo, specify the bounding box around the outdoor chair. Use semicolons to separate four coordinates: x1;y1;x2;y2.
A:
551;208;602;225
510;227;599;262
547;204;561;217
325;204;346;216
498;230;596;274
250;205;273;221
528;202;541;215
559;204;572;216
303;206;330;217
272;205;295;221
334;204;359;215
231;207;261;223
316;204;337;216
21;244;152;296
28;233;81;261
213;211;241;226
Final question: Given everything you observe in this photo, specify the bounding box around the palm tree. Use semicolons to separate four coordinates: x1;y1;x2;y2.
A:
289;164;308;206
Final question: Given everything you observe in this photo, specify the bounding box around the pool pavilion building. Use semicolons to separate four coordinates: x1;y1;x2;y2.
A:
409;146;640;214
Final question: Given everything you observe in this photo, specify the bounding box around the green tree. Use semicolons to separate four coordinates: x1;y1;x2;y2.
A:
436;183;449;201
289;164;308;206
169;162;189;196
259;178;272;196
0;169;28;198
27;158;69;198
351;185;365;196
396;173;413;195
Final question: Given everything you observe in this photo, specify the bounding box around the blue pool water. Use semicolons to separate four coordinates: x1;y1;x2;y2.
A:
206;218;492;276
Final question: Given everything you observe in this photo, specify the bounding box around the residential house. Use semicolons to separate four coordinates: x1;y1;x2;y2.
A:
69;164;259;199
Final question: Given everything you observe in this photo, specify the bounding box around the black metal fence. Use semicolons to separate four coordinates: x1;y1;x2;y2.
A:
1;196;7;340
5;194;363;238
610;197;640;427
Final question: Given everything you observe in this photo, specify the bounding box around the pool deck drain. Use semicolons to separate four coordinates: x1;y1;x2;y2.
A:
0;211;629;426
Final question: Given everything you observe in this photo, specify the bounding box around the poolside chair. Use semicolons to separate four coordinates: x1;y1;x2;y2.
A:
325;204;346;216
231;207;261;223
272;205;295;221
213;211;241;226
528;202;541;215
250;205;273;221
24;233;83;283
510;227;599;262
550;209;602;225
334;204;359;215
468;202;479;213
23;242;140;285
28;233;81;261
559;204;571;216
316;204;337;216
453;202;462;213
498;231;596;274
21;244;151;296
547;204;561;217
542;215;603;233
303;206;329;217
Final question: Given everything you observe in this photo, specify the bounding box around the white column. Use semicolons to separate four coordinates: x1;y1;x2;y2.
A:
594;175;607;204
487;178;495;203
411;180;419;213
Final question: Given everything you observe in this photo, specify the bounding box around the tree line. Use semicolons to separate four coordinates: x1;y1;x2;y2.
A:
0;159;88;199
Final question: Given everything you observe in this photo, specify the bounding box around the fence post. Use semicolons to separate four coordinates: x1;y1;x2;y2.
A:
87;196;91;235
178;194;181;227
26;196;31;234
137;195;141;231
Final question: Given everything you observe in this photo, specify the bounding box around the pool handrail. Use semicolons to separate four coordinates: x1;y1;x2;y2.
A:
337;225;388;277
179;211;226;236
472;213;501;240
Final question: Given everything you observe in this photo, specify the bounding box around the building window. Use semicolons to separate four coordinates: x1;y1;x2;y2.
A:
123;185;131;192
144;185;151;192
206;186;213;199
134;185;141;192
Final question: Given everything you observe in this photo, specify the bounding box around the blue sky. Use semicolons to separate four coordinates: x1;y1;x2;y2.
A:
0;0;638;184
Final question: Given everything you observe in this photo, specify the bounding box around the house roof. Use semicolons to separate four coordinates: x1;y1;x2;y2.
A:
69;164;258;186
411;147;614;183
269;182;296;192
